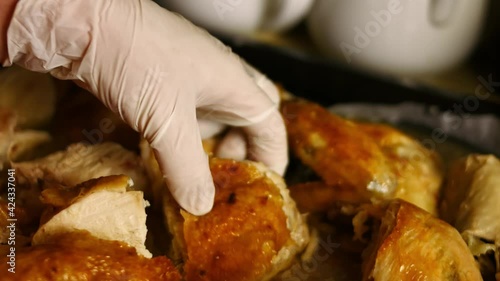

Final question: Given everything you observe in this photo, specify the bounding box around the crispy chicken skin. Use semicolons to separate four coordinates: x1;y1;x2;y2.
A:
441;154;500;280
357;123;443;215
179;158;308;281
282;98;443;215
140;141;310;281
0;197;32;245
362;199;482;281
14;142;149;193
0;231;181;281
281;99;397;204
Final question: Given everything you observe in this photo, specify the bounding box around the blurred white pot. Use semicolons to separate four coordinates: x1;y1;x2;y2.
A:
308;0;489;75
156;0;314;36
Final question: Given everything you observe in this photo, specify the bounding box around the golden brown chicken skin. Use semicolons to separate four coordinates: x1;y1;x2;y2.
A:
357;123;443;215
362;199;481;281
184;159;290;280
0;231;181;281
441;154;500;280
159;158;309;281
281;99;397;204
282;98;442;215
182;159;291;281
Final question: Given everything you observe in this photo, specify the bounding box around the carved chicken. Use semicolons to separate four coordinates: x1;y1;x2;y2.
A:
362;199;482;281
141;142;310;281
33;175;152;257
281;98;443;215
14;142;149;193
0;231;181;281
441;154;500;280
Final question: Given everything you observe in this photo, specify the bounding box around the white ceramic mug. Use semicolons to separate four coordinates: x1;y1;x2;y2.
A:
308;0;489;75
155;0;314;36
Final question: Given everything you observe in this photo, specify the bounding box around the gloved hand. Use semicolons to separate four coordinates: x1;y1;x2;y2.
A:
3;0;288;215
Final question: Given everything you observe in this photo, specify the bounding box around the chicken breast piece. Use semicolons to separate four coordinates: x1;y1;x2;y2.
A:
141;142;310;281
0;231;181;281
362;199;482;281
0;109;52;172
33;175;152;258
179;158;309;281
14;142;149;193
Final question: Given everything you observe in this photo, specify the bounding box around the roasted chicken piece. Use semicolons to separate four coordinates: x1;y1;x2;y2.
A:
441;154;500;280
0;109;53;241
362;199;482;281
10;142;151;231
282;98;397;204
357;123;443;215
282;98;443;215
141;142;310;281
0;109;52;172
33;175;152;257
177;159;309;281
14;142;149;192
0;231;181;281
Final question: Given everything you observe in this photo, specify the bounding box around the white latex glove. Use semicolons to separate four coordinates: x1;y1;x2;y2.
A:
3;0;288;215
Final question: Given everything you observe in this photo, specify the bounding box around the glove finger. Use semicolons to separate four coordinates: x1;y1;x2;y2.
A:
197;118;226;140
149;107;215;216
240;60;280;105
244;110;288;175
195;54;287;174
216;128;247;161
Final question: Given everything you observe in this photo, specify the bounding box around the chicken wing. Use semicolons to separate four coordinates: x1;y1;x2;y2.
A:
282;98;443;215
281;99;397;204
